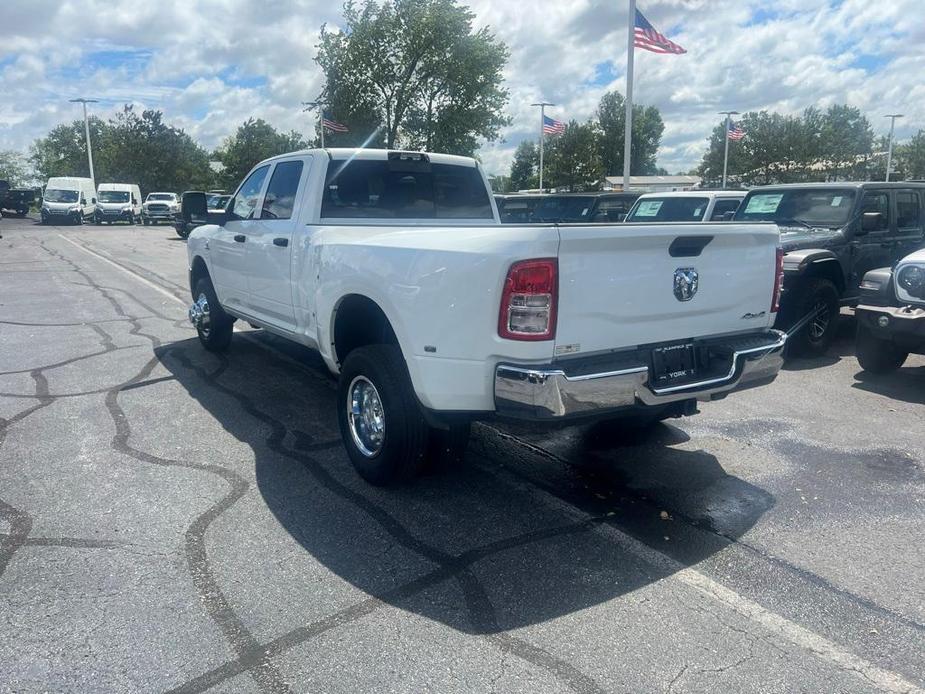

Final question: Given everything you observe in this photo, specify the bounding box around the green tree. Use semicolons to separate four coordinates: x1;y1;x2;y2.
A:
29;116;108;182
509;140;538;191
819;104;873;180
100;106;213;195
596;90;664;176
215;118;306;189
316;0;510;154
897;130;925;179
0;150;29;186
544;121;603;192
29;106;212;194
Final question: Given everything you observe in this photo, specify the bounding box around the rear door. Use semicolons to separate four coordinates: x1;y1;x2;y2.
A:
555;223;779;355
892;188;924;261
211;164;270;311
245;157;311;331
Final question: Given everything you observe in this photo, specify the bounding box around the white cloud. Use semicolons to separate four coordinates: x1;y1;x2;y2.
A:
0;0;922;177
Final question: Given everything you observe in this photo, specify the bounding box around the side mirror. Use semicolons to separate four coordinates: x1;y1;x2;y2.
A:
859;212;882;233
92;197;97;204
182;191;225;226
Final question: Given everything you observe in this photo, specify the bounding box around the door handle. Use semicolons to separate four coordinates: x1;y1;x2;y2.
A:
234;234;246;243
273;237;289;247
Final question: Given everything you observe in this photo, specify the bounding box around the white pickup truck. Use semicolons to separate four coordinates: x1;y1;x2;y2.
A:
183;148;786;485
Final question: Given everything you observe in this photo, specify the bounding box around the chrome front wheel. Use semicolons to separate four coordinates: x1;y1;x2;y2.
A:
346;376;386;457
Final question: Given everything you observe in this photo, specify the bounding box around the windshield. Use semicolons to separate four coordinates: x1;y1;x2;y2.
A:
735;189;856;228
626;197;710;222
148;193;175;201
44;189;78;203
99;191;130;203
533;196;596;223
207;194;231;209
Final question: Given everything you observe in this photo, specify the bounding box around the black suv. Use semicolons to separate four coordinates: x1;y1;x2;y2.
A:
734;183;925;355
0;187;33;216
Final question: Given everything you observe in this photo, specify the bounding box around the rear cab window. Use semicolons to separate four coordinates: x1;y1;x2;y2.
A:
321;155;492;220
626;197;710;222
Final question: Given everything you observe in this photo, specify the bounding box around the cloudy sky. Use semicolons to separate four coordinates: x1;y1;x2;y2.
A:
1;0;922;176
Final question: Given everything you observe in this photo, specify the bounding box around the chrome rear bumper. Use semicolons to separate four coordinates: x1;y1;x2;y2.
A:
494;329;786;419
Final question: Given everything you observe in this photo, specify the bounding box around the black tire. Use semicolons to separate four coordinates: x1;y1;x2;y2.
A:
856;323;907;374
127;213;135;225
785;278;840;357
176;226;190;239
142;218;149;226
337;344;429;486
192;277;233;352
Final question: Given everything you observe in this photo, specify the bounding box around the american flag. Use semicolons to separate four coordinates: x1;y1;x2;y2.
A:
727;121;746;141
634;9;687;55
322;111;349;133
543;115;566;135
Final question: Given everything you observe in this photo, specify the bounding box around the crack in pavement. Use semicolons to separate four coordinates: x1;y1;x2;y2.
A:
162;346;608;694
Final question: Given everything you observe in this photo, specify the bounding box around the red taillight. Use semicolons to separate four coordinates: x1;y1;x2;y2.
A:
499;258;558;341
771;247;784;313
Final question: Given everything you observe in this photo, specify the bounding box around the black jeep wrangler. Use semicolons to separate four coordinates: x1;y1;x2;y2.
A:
0;188;35;216
853;250;925;373
734;183;925;355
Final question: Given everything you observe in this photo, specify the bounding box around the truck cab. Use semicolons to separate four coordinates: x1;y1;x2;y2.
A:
734;182;925;355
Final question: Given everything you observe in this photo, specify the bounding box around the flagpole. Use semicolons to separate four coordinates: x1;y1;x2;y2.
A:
622;0;636;192
301;101;325;148
532;102;554;191
718;110;738;189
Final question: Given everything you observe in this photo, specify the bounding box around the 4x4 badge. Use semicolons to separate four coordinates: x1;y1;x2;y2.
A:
674;268;699;302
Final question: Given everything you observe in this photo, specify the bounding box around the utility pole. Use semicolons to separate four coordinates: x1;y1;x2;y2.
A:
884;114;903;182
69;98;98;183
531;102;554;191
718;110;739;189
622;0;636;192
302;101;325;148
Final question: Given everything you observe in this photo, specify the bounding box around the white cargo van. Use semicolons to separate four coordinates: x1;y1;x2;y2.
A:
41;177;96;225
96;183;142;225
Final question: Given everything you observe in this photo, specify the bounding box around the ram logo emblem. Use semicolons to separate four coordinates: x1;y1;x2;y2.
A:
673;267;699;302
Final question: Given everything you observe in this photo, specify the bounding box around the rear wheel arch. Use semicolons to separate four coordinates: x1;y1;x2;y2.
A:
331;294;401;368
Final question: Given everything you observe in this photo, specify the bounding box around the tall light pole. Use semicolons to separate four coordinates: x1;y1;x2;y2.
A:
69;98;98;183
884;114;903;182
718;110;739;189
302;101;325;148
622;0;637;192
531;102;554;191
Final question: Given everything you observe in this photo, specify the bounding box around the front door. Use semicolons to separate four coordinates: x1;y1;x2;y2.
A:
210;164;270;311
245;158;310;331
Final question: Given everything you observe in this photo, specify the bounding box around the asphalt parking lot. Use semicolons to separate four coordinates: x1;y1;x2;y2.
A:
1;215;923;693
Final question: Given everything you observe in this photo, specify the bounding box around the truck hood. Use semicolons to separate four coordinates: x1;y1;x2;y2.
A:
779;226;843;251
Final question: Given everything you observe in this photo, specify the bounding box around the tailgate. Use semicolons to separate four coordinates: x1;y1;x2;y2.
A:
555;223;778;355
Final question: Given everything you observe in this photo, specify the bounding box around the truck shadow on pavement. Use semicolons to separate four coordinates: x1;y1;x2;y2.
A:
156;335;773;635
